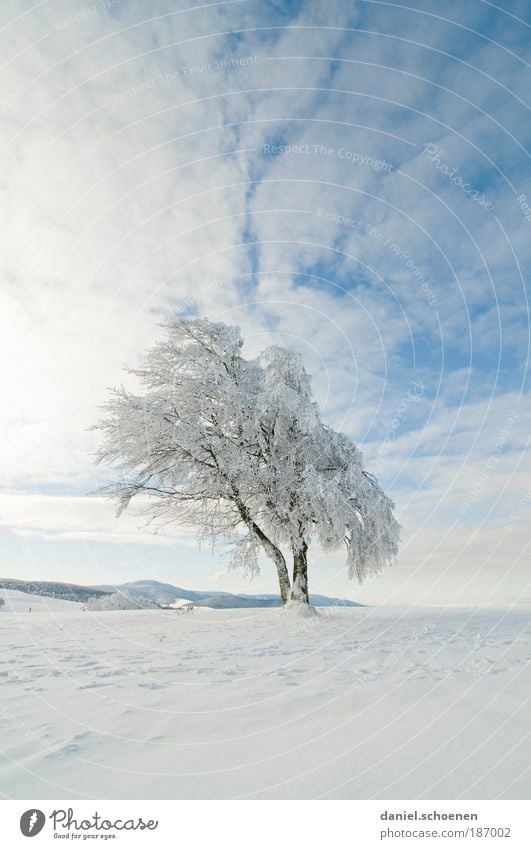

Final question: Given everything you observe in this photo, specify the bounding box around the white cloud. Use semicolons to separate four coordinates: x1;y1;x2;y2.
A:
0;492;194;547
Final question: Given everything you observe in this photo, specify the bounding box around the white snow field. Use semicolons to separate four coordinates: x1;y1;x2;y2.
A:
0;598;529;799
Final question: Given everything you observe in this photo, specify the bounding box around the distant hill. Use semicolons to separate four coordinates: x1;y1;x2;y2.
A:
92;580;363;608
0;578;362;609
0;589;83;612
0;578;110;603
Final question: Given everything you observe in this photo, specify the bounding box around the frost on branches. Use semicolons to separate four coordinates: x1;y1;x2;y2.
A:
94;317;400;605
85;592;158;611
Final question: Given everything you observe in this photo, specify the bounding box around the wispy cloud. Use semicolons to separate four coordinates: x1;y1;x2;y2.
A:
0;492;195;546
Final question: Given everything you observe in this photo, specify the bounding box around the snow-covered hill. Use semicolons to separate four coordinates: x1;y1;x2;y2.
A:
0;579;108;603
1;578;361;609
94;579;362;608
0;589;82;612
0;605;529;799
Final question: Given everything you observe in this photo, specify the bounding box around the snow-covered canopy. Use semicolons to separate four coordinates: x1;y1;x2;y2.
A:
95;317;400;586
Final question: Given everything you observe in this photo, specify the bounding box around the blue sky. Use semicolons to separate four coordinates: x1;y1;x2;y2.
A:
1;0;530;606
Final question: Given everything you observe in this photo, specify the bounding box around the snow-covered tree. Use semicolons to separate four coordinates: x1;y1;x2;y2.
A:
94;317;400;605
85;592;158;611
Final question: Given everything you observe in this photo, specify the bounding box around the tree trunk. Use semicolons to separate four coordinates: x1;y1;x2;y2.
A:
260;534;291;606
290;540;309;604
231;489;291;605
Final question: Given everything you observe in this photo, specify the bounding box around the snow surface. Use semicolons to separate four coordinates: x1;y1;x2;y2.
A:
0;599;529;799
